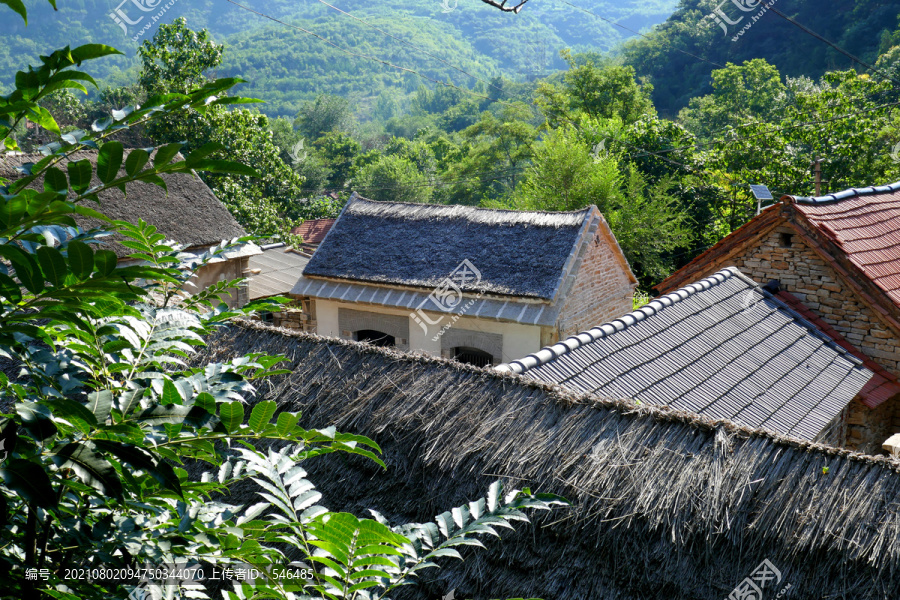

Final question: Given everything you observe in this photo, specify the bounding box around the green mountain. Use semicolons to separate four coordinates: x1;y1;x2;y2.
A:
623;0;900;116
1;0;677;117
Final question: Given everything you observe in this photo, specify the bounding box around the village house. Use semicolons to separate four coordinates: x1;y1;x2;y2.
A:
200;320;900;600
497;267;874;443
247;242;314;331
291;194;638;365
0;151;260;308
656;183;900;454
290;217;335;253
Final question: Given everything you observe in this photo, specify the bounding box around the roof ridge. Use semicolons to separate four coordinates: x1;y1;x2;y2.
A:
790;181;900;205
350;194;596;219
497;267;742;375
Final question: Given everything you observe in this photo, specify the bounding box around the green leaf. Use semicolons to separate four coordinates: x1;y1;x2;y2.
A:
124;148;150;176
0;0;27;24
0;272;21;303
92;440;182;497
248;400;276;433
97;141;124;184
160;379;182;406
50;442;123;499
193;391;216;415
43;166;68;194
42;397;98;428
67;159;93;193
69;44;123;63
36;245;67;287
0;459;56;508
66;240;94;280
219;402;243;433
94;249;117;276
135;404;216;428
0;196;26;229
17;403;58;440
87;390;112;423
153;142;183;168
276;412;300;437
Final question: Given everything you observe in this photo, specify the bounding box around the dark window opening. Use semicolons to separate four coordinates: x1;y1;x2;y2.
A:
260;311;274;323
355;330;395;347
454;347;494;367
780;233;794;248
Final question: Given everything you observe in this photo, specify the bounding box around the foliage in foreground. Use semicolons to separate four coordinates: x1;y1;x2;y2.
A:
0;3;567;598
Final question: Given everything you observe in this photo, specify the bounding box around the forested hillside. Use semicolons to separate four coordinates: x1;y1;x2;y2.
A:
1;0;677;116
623;0;900;115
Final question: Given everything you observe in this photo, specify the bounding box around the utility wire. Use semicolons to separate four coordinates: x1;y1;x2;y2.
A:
315;0;505;96
768;6;900;87
222;0;503;105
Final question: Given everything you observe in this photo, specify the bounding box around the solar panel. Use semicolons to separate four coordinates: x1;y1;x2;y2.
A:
749;184;774;200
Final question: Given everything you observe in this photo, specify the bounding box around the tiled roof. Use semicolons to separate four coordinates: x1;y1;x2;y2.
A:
302;195;626;300
498;268;873;441
774;289;900;408
291;218;335;246
248;243;311;300
789;183;900;310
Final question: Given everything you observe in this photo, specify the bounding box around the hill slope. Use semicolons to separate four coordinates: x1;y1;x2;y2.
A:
623;0;900;115
1;0;677;116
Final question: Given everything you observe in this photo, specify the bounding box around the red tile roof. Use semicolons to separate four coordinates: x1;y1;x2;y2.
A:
792;188;900;310
775;290;900;408
291;218;335;246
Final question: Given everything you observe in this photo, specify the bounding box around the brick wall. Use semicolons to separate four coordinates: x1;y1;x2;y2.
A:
557;229;636;339
680;224;900;453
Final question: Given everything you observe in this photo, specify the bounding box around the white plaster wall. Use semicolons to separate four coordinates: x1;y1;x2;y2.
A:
312;299;542;361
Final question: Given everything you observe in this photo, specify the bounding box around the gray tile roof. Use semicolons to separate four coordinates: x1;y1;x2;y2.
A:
248;244;311;300
292;276;561;326
497;268;873;441
302;195;597;300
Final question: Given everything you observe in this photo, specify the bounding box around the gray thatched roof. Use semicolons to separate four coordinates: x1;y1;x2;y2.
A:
198;321;900;600
302;194;596;299
498;267;873;441
0;152;247;257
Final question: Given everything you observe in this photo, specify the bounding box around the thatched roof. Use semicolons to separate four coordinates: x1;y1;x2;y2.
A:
301;194;603;299
497;268;873;441
0;152;247;257
198;321;900;600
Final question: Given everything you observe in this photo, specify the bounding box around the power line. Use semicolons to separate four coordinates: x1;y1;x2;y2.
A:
222;0;503;105
315;0;505;96
768;6;900;87
553;0;726;70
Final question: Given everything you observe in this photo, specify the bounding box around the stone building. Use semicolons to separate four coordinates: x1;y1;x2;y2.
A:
656;183;900;453
292;194;638;365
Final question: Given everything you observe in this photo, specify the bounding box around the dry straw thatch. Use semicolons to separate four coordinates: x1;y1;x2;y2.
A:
199;321;900;600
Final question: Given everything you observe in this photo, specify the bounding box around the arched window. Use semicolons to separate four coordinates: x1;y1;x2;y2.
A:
355;330;396;348
453;347;494;367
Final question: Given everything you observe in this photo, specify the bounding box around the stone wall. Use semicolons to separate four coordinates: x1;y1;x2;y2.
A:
681;223;900;453
557;229;636;338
